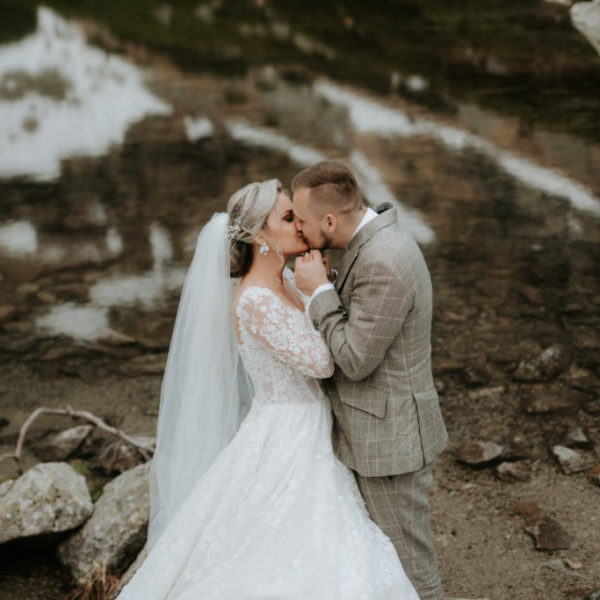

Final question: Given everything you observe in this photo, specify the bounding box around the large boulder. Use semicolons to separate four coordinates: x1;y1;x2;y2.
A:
0;462;93;544
514;344;571;382
58;461;151;583
571;1;600;58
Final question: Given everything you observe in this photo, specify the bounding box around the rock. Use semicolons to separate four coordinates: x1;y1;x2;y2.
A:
96;329;137;346
0;479;14;497
0;462;93;544
564;557;583;570
524;514;573;551
16;283;39;296
514;344;571;382
2;320;32;333
568;365;600;395
0;335;37;354
552;445;597;474
462;366;490;386
585;590;600;600
456;440;504;466
98;440;147;474
0;306;16;321
512;501;541;519
571;0;600;58
521;388;585;415
586;464;600;487
58;462;151;583
119;353;167;376
467;385;505;401
36;291;56;303
33;425;94;461
563;427;593;449
584;398;600;414
494;461;530;483
432;357;465;374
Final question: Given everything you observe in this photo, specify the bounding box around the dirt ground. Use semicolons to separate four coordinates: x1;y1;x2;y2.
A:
0;352;598;600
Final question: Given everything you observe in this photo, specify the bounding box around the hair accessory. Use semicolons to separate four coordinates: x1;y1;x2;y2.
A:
227;217;242;241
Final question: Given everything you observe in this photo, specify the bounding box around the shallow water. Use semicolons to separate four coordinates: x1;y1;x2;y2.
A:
0;2;598;355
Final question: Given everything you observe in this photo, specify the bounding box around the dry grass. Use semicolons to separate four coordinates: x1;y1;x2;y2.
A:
67;565;120;600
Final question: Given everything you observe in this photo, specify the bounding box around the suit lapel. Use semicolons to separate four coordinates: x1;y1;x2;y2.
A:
335;206;397;295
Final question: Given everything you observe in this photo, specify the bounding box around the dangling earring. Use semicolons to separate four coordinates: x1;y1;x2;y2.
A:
259;242;270;256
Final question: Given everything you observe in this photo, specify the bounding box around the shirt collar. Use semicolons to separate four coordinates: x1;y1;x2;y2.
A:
350;207;378;241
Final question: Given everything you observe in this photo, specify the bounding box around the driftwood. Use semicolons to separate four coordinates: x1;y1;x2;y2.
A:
0;405;155;474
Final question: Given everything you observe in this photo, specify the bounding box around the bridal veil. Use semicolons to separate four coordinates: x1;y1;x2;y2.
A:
147;212;250;549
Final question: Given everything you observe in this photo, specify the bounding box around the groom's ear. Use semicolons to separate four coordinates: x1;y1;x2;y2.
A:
323;213;338;232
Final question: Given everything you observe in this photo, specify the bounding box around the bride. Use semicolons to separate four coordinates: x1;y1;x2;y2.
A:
116;179;419;599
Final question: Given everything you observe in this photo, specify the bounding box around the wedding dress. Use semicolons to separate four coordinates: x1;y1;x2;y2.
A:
117;275;419;599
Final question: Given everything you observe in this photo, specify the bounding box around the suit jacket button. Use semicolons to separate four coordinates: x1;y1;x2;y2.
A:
312;319;319;328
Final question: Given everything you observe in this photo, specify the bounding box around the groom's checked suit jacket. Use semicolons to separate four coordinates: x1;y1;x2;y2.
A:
309;204;448;477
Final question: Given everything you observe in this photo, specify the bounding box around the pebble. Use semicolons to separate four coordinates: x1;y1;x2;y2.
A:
456;440;504;466
494;461;530;482
524;514;573;551
552;445;597;474
514;344;571;382
521;389;585;415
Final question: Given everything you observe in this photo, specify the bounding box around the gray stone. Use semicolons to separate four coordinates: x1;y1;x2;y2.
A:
494;461;530;483
552;445;597;474
514;344;571;382
0;462;93;544
524;514;573;551
521;389;584;415
58;462;151;583
456;440;504;466
34;425;94;461
571;0;600;58
98;439;149;474
563;426;593;449
585;590;600;600
0;479;14;497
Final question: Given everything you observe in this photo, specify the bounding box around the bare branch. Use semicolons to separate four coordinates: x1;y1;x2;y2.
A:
0;405;155;475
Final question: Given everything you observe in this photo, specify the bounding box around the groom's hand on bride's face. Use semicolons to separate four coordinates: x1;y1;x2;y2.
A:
295;250;329;296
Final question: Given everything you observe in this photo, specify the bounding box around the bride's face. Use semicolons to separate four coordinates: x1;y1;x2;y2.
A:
264;192;309;256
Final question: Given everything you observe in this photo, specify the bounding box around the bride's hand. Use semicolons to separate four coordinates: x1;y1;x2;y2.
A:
295;250;329;296
321;253;334;283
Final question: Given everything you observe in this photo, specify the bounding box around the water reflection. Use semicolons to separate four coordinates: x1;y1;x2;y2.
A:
0;4;597;364
315;81;600;216
0;220;37;256
0;7;170;180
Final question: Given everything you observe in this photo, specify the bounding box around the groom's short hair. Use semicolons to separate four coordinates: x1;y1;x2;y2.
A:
291;161;363;216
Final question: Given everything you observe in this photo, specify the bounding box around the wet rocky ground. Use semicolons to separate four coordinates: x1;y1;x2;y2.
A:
1;3;600;599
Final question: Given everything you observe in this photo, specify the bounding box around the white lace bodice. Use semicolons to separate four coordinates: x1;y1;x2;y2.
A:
235;284;334;406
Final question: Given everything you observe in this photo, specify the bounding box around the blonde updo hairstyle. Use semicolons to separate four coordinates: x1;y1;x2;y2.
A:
227;179;283;278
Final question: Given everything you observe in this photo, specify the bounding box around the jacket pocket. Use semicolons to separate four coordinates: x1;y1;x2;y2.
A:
340;383;388;419
412;388;447;460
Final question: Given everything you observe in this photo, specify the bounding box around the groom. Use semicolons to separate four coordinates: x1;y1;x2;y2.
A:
293;161;448;600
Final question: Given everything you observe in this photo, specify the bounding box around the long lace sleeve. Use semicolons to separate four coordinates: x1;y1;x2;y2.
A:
236;287;334;379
